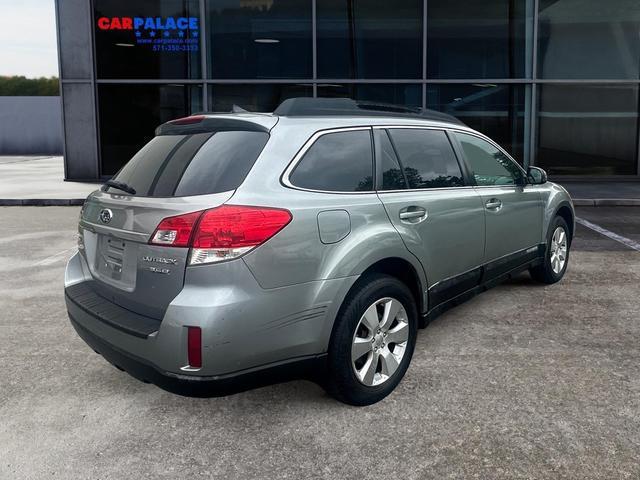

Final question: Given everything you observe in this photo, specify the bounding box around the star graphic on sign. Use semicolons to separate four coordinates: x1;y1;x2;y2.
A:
192;31;198;38
149;30;156;37
178;30;184;37
135;30;141;37
163;31;170;37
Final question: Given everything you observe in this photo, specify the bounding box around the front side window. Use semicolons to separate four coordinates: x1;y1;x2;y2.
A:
289;130;373;192
387;129;464;189
456;133;524;186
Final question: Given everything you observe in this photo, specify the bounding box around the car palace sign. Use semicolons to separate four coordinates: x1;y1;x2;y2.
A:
96;16;199;52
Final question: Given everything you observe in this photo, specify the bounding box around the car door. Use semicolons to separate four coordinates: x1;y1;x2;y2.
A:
374;127;486;307
452;131;543;278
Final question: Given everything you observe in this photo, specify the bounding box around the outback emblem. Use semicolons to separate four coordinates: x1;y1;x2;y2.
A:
99;208;113;224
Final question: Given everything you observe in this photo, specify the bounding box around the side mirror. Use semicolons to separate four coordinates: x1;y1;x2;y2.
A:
527;166;547;185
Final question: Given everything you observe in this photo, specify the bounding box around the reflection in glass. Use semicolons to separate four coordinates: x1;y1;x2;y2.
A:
94;0;201;79
290;130;374;191
537;85;639;176
426;84;527;162
538;0;640;79
456;132;524;185
98;84;202;175
388;129;464;189
207;0;312;79
317;0;422;79
377;130;408;190
209;84;312;112
427;0;530;79
317;84;422;108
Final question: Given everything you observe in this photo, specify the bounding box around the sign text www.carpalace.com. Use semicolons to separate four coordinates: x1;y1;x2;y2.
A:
97;16;199;52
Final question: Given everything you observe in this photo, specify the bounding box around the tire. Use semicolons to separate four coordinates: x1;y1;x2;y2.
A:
530;215;571;284
325;274;418;406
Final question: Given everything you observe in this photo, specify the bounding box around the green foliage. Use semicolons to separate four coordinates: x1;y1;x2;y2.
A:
0;76;60;96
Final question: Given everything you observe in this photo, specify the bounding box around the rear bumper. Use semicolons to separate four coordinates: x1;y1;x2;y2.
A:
64;251;356;393
69;314;326;397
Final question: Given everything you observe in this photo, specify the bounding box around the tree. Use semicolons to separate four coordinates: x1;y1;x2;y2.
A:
0;76;60;96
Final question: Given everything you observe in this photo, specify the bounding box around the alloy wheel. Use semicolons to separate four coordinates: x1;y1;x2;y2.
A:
550;226;568;274
351;297;409;387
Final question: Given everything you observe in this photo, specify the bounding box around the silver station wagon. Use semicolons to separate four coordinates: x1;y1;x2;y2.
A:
65;98;574;405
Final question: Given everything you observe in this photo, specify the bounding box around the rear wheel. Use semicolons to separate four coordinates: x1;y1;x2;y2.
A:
530;216;570;284
325;274;418;406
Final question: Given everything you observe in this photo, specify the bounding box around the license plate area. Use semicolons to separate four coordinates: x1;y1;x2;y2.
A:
94;234;138;290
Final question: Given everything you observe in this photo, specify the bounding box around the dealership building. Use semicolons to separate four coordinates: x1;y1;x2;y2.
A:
55;0;640;181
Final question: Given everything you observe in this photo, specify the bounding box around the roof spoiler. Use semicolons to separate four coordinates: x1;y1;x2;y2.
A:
155;115;270;136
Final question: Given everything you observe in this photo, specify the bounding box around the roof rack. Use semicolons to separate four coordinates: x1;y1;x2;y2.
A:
273;97;465;125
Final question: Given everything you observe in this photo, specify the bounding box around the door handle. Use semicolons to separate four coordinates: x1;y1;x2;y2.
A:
485;198;502;210
399;207;427;222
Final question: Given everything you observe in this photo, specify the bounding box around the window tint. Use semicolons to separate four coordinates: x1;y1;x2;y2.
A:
456;133;524;186
207;0;312;79
109;130;269;197
289;130;373;191
317;0;422;79
94;0;201;79
388;129;464;189
377;130;407;190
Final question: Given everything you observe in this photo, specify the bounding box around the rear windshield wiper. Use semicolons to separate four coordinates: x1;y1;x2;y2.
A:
101;179;136;195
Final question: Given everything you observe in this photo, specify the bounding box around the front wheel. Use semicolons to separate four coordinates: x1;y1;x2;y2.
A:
325;274;418;406
530;216;571;284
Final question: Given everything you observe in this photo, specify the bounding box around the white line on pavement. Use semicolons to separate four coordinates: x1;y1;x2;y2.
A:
575;217;640;252
33;247;77;266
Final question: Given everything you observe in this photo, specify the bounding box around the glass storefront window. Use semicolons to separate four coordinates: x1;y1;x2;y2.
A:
427;0;530;79
94;0;201;79
206;0;312;79
426;84;527;162
538;0;640;79
208;84;312;112
317;0;422;79
537;84;639;176
317;84;422;108
98;84;202;175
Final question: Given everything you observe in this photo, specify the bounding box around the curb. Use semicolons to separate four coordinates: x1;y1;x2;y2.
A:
0;199;85;206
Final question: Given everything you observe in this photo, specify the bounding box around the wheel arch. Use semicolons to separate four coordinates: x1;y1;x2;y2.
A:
320;255;428;353
554;202;575;243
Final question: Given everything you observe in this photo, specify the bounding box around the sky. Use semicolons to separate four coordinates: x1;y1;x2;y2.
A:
0;0;59;78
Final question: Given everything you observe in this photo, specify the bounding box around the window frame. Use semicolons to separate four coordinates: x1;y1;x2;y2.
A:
281;126;376;194
449;128;529;187
372;125;474;192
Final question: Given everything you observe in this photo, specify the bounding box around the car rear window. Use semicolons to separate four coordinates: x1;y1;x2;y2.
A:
106;130;269;197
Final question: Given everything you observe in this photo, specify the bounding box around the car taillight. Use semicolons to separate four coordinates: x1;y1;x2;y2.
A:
149;210;202;247
149;205;292;265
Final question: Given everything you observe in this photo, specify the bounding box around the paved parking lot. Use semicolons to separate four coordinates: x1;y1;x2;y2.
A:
1;206;639;479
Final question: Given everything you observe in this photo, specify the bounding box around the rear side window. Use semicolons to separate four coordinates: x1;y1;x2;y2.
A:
108;131;269;197
388;129;464;189
289;130;374;192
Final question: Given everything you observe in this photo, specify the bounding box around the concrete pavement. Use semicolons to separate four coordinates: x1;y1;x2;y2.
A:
0;156;97;205
0;206;639;479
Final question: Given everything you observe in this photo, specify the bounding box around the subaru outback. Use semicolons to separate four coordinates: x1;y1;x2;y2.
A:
65;98;574;405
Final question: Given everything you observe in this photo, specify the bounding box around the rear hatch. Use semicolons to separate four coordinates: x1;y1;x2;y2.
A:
78;116;273;320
